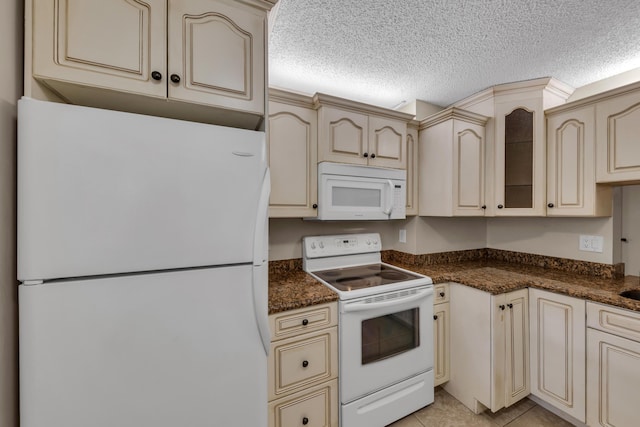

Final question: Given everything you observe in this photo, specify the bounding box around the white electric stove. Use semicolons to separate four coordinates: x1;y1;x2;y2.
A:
303;233;435;427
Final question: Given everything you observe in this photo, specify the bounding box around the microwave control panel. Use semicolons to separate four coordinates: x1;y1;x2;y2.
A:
303;233;382;259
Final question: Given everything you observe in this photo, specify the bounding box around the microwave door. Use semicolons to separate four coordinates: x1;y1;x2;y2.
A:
320;175;390;220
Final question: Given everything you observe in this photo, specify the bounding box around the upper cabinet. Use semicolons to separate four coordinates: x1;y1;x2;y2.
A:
492;79;573;216
545;104;612;216
419;108;489;216
314;93;413;169
267;89;318;218
29;0;276;129
595;83;640;184
405;121;419;215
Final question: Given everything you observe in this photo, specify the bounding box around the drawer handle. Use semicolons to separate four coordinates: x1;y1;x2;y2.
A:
302;318;309;326
302;417;309;425
302;360;309;368
439;292;445;297
433;315;438;320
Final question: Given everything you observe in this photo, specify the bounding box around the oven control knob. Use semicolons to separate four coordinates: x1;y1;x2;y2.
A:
310;242;316;250
366;239;371;245
319;241;324;249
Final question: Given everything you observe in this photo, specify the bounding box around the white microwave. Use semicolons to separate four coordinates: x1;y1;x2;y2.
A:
316;162;406;220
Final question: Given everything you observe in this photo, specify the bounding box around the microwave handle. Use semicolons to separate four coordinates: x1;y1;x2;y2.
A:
383;180;394;215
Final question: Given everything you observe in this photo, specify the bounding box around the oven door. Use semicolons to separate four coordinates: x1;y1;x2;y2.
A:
317;174;405;220
339;285;433;403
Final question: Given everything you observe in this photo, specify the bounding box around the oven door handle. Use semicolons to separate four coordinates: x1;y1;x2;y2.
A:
382;180;394;215
342;287;433;313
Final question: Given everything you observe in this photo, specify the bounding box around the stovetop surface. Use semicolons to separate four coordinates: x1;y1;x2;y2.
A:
313;263;424;292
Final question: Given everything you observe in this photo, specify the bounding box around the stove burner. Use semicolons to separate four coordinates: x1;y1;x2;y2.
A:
378;271;409;280
313;263;424;292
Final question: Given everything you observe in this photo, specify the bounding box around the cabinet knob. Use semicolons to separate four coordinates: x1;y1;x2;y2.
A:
548;203;554;208
301;318;309;326
302;360;309;368
370;153;376;158
439;291;445;297
302;417;309;425
312;204;318;209
363;152;369;158
497;204;504;209
499;304;506;310
433;315;438;320
481;205;486;209
151;71;162;81
170;74;181;83
507;303;513;309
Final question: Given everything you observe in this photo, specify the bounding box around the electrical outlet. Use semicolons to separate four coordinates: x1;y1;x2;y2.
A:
579;235;604;253
399;229;407;243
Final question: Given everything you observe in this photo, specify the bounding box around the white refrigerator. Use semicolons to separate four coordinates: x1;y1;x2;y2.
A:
17;98;271;427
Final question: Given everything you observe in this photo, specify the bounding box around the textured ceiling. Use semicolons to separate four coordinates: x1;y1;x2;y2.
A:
268;0;640;109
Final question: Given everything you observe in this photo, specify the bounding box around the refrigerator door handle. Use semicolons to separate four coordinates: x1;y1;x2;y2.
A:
252;168;271;355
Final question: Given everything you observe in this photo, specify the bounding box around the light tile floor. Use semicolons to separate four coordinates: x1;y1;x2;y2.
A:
388;388;575;427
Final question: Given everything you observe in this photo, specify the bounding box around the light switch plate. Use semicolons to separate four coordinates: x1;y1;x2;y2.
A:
579;235;604;253
399;229;407;243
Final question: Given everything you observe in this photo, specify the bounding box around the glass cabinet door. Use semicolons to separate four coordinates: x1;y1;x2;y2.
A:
504;108;534;208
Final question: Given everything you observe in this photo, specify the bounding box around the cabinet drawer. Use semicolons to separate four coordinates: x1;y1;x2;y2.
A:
434;283;450;304
269;327;338;400
268;379;338;427
587;302;640;342
270;302;337;340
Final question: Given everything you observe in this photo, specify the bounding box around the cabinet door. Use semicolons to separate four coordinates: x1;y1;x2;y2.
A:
596;89;640;183
268;101;318;218
433;303;450;386
587;328;640;427
32;0;167;97
529;289;586;422
317;107;369;165
504;289;530;408
367;116;406;169
452;119;486;216
547;106;611;216
405;125;419;215
168;0;265;114
494;98;546;215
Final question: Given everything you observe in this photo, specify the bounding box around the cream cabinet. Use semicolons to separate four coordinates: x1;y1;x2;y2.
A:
433;283;450;386
546;104;612;216
30;0;274;129
268;302;339;427
596;85;640;184
445;285;529;413
419;108;489;216
314;94;413;169
586;302;640;427
405;121;419;215
529;289;586;422
268;89;318;218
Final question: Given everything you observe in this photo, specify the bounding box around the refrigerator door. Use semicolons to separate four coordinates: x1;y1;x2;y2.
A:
19;265;266;427
18;98;267;281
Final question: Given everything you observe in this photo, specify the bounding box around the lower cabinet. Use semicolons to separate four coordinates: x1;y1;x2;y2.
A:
268;302;339;427
444;285;529;413
586;302;640;427
433;283;450;386
529;289;586;422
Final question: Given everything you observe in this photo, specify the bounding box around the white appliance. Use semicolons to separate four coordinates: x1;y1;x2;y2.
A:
303;233;434;427
316;162;406;220
17;98;271;427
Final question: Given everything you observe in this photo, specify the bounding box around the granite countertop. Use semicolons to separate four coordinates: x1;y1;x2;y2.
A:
269;255;640;314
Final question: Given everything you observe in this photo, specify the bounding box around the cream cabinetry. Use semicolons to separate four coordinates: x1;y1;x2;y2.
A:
405;121;419;215
433;283;450;386
595;85;640;184
586;302;640;427
314;94;413;169
268;302;339;427
445;285;529;413
418;108;489;216
268;89;318;218
546;104;612;216
29;0;274;129
529;289;586;422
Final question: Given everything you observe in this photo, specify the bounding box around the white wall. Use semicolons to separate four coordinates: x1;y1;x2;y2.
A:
486;217;615;264
0;0;21;425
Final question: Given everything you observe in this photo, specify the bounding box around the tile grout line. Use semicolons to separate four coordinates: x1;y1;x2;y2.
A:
503;404;537;426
